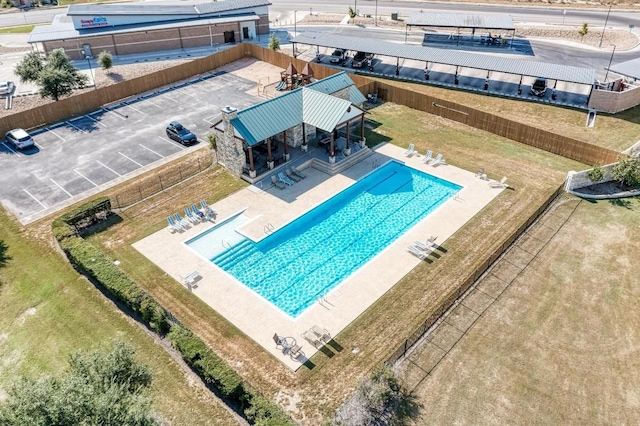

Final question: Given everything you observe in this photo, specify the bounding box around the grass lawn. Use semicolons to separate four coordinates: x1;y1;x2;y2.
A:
378;78;640;153
0;25;34;34
0;210;238;424
408;195;640;424
84;102;588;424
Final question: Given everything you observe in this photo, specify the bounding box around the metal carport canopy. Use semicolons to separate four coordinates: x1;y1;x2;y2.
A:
292;32;596;85
407;12;515;30
608;57;640;80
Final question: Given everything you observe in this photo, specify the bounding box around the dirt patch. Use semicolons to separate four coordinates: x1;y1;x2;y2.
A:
16;306;37;326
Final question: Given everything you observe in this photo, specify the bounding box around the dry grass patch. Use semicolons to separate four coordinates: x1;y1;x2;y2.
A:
409;196;640;424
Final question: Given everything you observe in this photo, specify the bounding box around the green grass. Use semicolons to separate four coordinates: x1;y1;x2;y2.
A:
0;25;34;34
0;210;237;424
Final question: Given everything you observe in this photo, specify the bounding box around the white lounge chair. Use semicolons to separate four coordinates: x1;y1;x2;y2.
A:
192;204;206;221
421;150;433;164
292;166;306;179
429;153;444;166
403;144;415;157
311;325;331;344
302;330;323;348
199;200;216;220
407;245;427;259
173;213;190;228
271;175;285;190
414;239;436;253
184;207;199;224
489;177;508;188
167;216;182;232
278;171;295;186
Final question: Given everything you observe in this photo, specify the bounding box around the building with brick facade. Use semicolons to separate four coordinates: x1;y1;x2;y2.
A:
27;0;271;60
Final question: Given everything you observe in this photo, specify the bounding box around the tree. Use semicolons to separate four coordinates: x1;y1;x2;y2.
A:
578;23;589;41
0;341;159;425
611;156;640;189
587;164;604;182
348;7;357;18
13;48;88;101
98;50;114;74
268;32;280;51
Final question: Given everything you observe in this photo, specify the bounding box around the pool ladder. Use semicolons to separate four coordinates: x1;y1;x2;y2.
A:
264;223;275;234
221;239;231;249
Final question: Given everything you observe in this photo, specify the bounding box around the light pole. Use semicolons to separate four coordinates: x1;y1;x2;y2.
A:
85;56;95;90
294;10;297;37
599;4;612;48
354;0;357;16
375;0;378;26
604;45;616;82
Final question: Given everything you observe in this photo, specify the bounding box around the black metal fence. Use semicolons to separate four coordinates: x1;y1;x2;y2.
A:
111;154;213;209
385;183;566;366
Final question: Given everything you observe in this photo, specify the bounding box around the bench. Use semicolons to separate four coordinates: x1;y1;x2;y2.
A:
183;271;201;287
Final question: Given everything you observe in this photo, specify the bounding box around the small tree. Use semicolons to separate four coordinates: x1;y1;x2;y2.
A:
14;51;44;83
587;165;604;182
348;6;357;18
207;133;217;150
268;32;280;51
611;157;640;189
578;23;589;41
97;50;113;74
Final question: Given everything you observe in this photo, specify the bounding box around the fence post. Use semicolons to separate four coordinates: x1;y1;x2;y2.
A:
138;186;143;203
198;157;201;173
159;175;163;191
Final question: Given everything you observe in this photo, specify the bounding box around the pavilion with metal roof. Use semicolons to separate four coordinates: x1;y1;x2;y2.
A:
608;57;640;81
214;72;367;178
292;32;596;93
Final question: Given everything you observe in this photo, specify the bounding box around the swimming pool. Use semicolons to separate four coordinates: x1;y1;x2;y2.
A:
187;161;461;317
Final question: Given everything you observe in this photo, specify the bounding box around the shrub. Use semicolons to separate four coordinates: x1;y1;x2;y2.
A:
611;156;640;189
578;23;589;41
207;133;217;151
267;32;280;51
348;7;357;18
587;165;604;182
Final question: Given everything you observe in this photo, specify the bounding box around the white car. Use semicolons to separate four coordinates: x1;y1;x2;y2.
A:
5;129;35;150
0;81;14;96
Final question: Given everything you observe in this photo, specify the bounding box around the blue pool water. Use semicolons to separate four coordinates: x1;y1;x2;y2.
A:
187;161;461;317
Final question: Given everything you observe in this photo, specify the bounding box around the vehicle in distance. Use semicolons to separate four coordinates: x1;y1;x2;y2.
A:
351;52;373;69
166;121;197;145
5;128;35;150
530;77;547;97
0;81;14;96
330;49;346;63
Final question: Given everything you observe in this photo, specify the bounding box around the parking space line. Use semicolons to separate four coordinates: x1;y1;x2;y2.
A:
157;136;184;149
34;142;45;150
74;169;98;187
97;160;121;176
101;107;128;121
47;128;66;142
50;179;72;197
49;122;66;130
119;152;144;167
2;142;19;155
65;121;87;133
22;189;47;209
139;144;164;158
85;114;107;127
204;115;221;124
141;97;161;108
161;94;179;103
123;102;144;114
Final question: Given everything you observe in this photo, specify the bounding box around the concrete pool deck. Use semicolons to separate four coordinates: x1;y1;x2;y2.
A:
133;144;504;370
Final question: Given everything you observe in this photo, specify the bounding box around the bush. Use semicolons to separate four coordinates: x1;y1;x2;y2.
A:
587;165;604;182
348;7;356;18
611;156;640;189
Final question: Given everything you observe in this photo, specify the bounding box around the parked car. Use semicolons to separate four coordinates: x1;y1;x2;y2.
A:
5;128;35;150
0;81;14;96
530;77;547;97
352;52;373;69
166;121;197;145
330;48;346;64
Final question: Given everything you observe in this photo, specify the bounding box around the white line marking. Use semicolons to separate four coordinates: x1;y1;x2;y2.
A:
141;97;161;107
85;114;107;127
101;107;128;121
50;178;72;197
161;94;179;103
34;142;44;150
65;121;86;133
157;136;184;149
74;169;98;186
119;152;143;167
97;160;121;176
47;128;66;142
2;142;18;155
22;188;47;208
123;102;144;114
139;144;164;158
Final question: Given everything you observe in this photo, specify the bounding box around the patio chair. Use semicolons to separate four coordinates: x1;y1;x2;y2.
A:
421;150;433;164
302;330;323;348
429;153;444;166
199;200;216;220
489;177;508;188
403;143;415;157
285;168;301;182
271;175;286;190
292;166;306;179
184;207;199;224
273;333;292;350
192;204;206;221
288;344;304;360
475;168;485;178
278;171;295;186
173;212;190;228
167;216;182;232
414;240;436;253
311;325;331;344
407;245;427;259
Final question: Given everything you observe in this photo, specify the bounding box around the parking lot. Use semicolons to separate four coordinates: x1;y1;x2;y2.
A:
0;71;260;224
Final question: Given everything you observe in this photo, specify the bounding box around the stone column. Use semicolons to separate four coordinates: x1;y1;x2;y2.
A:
218;106;245;177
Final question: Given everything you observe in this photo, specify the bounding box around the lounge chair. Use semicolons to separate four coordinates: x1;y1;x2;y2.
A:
288;344;304;360
421;150;433;164
273;333;292;350
167;216;182;232
407;245;427;259
489;177;508;188
403;144;415;157
184;207;199;224
199;200;216;220
192;204;206;221
475;168;485;178
285;168;301;182
271;175;285;190
278;171;295;186
302;330;323;348
173;212;190;228
429;153;444;166
414;240;435;253
311;325;331;344
292;166;306;179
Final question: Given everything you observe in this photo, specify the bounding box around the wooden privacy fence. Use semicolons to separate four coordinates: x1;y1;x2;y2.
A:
385;184;565;366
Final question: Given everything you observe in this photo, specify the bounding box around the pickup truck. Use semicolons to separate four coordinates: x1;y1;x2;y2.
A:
351;52;374;69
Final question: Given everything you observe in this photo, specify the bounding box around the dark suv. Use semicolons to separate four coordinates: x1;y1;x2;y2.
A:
352;52;373;69
530;78;547;97
166;121;197;145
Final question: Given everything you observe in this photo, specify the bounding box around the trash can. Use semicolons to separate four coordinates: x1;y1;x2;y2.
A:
391;12;398;20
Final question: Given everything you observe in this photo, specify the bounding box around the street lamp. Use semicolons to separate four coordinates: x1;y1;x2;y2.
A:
599;4;612;48
85;56;95;90
604;45;616;82
294;10;297;37
375;0;378;26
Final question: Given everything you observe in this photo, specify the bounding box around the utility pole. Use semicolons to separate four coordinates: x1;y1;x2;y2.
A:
604;45;616;82
599;4;612;48
375;0;378;26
